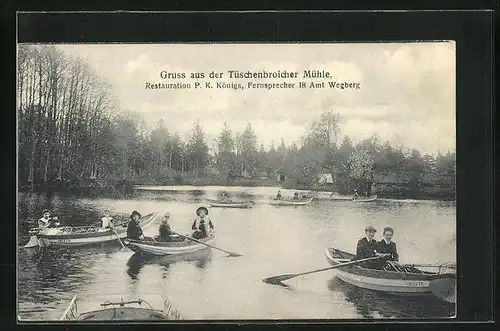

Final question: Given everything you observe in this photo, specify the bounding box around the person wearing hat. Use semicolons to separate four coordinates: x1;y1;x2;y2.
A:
158;212;184;242
127;210;144;240
100;209;114;230
221;192;231;203
353;225;379;268
353;189;360;200
191;207;214;239
38;209;51;230
293;192;300;200
275;190;282;200
376;227;399;262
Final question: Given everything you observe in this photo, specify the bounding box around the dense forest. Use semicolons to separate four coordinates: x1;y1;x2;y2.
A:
17;45;456;199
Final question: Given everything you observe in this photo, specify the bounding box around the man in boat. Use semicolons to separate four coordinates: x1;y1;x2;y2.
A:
101;210;114;230
221;192;231;203
293;192;300;200
275;190;282;200
38;209;51;230
376;227;399;265
158;212;184;242
191;207;214;239
354;225;381;268
47;215;61;228
127;210;145;240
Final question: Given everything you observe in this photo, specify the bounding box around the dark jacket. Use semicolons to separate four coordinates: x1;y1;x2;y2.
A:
376;240;399;262
127;219;143;240
159;223;175;242
354;237;378;268
191;218;214;239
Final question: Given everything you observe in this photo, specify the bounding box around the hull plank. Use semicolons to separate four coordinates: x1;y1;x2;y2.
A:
126;235;215;256
269;198;313;206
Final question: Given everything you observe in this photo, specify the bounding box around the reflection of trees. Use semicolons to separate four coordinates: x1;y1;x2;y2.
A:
327;277;455;319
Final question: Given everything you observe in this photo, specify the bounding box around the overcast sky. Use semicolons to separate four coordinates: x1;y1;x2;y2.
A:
56;43;455;155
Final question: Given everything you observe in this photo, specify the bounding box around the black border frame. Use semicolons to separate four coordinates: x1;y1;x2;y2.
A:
1;4;495;331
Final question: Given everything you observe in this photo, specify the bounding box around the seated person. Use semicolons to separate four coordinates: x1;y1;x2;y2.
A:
353;189;360;200
38;209;51;230
292;192;300;200
47;215;61;228
101;210;114;229
127;210;144;240
158;213;184;242
353;225;380;268
275;190;282;200
191;207;214;239
376;227;399;269
301;194;307;200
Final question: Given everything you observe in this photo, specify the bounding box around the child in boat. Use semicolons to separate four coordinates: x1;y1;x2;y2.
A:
38;209;51;230
47;215;61;228
376;227;399;263
127;210;145;240
101;210;114;230
191;207;214;239
275;190;282;200
158;213;184;242
293;192;300;200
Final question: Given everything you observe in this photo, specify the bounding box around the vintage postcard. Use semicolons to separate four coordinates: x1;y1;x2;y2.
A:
17;42;456;321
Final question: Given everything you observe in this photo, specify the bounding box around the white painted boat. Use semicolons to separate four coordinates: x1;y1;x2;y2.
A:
124;234;215;256
325;248;456;303
59;295;181;321
352;195;378;202
206;199;255;208
269;198;313;206
29;212;159;248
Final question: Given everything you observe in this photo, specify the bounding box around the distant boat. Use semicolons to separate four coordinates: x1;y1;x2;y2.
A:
269;198;314;206
124;234;216;256
325;248;456;303
206;199;255;208
59;295;181;321
24;213;159;248
352;195;378;202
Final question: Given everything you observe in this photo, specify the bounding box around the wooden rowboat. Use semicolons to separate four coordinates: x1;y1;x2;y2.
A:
26;213;159;248
352;195;378;202
269;198;313;206
206;199;255;208
325;248;456;303
59;295;181;321
124;234;216;256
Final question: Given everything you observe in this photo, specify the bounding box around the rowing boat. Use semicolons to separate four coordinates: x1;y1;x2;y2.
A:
325;248;456;303
352;195;378;202
269;198;313;206
59;295;181;321
25;212;159;248
124;234;216;256
206;199;254;208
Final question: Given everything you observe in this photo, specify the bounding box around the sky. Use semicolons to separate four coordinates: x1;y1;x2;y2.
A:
55;43;455;155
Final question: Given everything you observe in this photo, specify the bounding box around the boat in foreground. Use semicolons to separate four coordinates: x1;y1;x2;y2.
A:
269;198;313;206
25;212;159;248
206;199;255;208
124;234;216;256
352;195;378;202
325;248;456;303
59;295;181;321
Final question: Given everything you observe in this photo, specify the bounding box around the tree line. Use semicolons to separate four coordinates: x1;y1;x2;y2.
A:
17;45;455;198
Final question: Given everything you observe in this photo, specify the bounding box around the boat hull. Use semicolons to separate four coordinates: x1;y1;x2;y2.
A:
325;248;455;297
269;198;313;206
36;213;159;248
353;195;378;202
125;235;215;256
207;200;253;208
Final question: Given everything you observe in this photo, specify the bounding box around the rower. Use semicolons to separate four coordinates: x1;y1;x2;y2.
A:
276;190;282;200
353;189;359;200
221;192;231;203
127;210;145;240
292;192;300;200
158;212;184;242
353;225;379;268
101;210;114;230
47;215;61;228
38;209;51;230
191;207;214;239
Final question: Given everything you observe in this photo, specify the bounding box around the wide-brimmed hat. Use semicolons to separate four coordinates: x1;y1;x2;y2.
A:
364;225;377;233
196;207;209;216
383;227;394;234
130;210;142;218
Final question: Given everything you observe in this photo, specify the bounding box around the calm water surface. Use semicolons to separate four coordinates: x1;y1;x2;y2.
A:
18;186;456;320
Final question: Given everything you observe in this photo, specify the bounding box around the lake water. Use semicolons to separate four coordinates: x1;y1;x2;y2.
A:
17;186;456;320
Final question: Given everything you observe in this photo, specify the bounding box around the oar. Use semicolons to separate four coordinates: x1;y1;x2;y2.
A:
173;232;242;257
263;255;388;285
112;228;128;250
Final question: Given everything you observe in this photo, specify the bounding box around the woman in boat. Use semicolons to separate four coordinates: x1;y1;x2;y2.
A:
376;227;399;262
275;190;282;200
354;225;379;268
158;213;184;242
38;209;51;230
127;210;145;240
191;207;214;239
293;192;300;200
101;210;114;230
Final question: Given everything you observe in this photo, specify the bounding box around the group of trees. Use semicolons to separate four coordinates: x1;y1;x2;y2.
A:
18;45;455;197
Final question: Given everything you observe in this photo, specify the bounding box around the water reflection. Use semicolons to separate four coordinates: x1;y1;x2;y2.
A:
327;277;455;319
126;249;213;280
